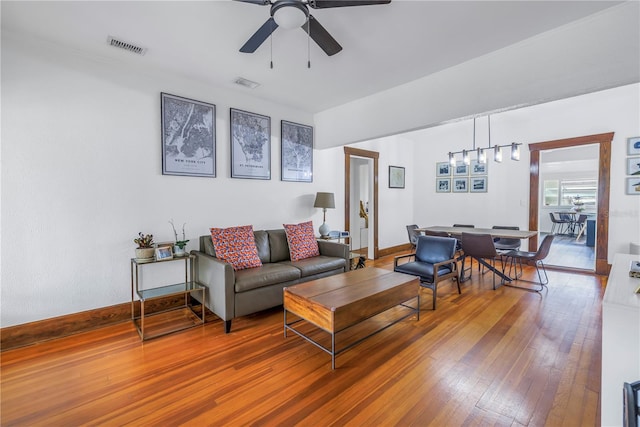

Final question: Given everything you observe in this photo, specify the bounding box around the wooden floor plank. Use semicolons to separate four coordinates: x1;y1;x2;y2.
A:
0;255;604;426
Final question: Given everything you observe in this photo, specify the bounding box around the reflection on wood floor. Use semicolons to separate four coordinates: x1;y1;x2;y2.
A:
541;232;595;270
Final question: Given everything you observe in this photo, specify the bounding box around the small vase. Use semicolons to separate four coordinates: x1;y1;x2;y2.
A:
135;247;155;260
174;245;186;257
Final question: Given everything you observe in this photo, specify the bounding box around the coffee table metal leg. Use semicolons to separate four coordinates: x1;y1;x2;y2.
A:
283;310;288;338
331;333;336;370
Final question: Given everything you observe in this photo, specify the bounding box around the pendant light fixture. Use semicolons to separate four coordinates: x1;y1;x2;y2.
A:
447;115;522;166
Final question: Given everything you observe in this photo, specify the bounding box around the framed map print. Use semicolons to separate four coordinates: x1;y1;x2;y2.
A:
161;93;216;178
230;108;271;180
281;120;313;182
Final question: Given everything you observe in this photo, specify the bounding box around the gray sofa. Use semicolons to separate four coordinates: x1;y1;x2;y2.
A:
192;229;349;333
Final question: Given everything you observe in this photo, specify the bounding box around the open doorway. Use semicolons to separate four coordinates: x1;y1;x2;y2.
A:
538;144;599;270
344;147;379;260
528;132;613;275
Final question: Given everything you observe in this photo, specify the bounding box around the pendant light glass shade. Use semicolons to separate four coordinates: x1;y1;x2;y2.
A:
511;142;520;161
477;147;486;164
449;152;456;166
462;150;470;165
494;145;502;162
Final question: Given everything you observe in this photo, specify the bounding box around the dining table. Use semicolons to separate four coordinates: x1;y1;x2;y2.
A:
416;226;538;283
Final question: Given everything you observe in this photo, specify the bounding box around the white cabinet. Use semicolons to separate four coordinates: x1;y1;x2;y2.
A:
601;253;640;426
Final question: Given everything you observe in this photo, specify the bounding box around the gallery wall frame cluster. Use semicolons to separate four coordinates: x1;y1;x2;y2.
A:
160;93;313;182
626;136;640;195
436;160;488;193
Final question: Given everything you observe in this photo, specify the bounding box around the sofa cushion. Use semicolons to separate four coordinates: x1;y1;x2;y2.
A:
234;263;301;293
210;225;262;271
254;230;270;264
284;256;346;278
268;229;290;263
283;221;320;261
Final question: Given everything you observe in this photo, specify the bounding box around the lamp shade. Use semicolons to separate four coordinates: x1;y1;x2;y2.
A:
314;192;335;209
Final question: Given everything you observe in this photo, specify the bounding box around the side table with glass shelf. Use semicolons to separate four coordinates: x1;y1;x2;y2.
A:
130;254;206;341
319;231;366;270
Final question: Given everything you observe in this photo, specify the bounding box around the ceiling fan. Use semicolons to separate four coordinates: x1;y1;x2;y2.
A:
236;0;391;57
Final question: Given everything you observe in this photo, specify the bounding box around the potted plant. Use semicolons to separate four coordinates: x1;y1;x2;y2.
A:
169;219;189;257
134;232;155;260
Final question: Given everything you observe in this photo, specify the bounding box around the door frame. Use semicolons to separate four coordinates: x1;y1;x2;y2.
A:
344;147;379;259
528;132;613;275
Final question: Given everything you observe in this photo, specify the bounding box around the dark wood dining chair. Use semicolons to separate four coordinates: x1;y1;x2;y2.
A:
453;224;474;280
459;232;503;290
406;224;420;249
549;212;569;235
394;235;459;309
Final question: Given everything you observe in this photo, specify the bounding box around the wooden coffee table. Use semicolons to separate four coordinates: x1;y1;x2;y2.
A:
283;267;419;369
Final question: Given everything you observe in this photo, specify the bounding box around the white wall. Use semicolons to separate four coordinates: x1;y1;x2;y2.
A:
2;32;639;329
345;84;640;256
0;34;341;327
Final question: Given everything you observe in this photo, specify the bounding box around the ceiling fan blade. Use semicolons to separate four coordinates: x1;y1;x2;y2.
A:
309;0;390;9
302;15;342;56
240;18;279;53
234;0;270;5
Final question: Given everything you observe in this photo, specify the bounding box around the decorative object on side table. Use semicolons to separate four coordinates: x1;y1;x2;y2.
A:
134;232;155;261
314;192;335;238
169;219;190;257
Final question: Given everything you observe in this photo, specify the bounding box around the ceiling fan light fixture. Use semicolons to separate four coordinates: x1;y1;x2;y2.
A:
273;3;308;29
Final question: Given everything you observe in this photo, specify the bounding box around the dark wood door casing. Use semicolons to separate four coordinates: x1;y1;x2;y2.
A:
344;147;379;259
528;132;613;275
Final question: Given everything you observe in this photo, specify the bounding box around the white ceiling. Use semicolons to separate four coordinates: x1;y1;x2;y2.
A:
1;0;638;116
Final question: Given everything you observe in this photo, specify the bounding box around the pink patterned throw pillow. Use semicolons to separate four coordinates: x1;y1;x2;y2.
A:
210;225;262;271
283;221;320;262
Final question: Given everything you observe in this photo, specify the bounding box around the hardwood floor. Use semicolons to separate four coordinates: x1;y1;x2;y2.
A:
1;253;605;426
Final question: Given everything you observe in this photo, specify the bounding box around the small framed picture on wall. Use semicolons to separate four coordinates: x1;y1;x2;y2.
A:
389;165;405;189
453;162;468;176
470;160;488;175
453;177;468;193
470;176;488;193
627;157;640;176
628;136;640;155
627;177;640;195
436;178;451;193
436;162;451;177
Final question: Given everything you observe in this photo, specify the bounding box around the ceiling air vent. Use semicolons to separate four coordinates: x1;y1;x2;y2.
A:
234;77;260;89
107;36;147;56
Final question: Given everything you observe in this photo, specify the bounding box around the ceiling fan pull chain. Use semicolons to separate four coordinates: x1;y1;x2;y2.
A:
270;28;274;69
307;18;311;68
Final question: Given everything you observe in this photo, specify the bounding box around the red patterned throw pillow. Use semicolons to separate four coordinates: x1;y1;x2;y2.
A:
210;225;262;271
283;221;320;262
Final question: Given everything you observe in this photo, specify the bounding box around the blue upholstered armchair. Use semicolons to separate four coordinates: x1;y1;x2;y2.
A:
393;235;460;309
